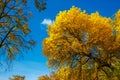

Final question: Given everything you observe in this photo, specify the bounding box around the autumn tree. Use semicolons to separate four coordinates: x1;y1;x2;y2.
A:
38;75;51;80
9;75;25;80
0;0;46;64
38;72;59;80
42;7;120;80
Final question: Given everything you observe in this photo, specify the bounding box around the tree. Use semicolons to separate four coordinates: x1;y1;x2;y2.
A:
38;72;58;80
9;75;25;80
38;75;51;80
0;0;46;62
42;6;120;80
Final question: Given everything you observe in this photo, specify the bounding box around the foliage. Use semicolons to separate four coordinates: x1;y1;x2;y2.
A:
38;75;51;80
0;0;46;62
42;6;120;80
9;75;25;80
34;0;47;11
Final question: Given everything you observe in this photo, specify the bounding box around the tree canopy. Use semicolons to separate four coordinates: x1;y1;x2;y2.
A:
9;75;25;80
42;6;120;80
0;0;46;62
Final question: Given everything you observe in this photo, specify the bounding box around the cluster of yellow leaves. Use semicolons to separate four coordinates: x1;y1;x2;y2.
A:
9;33;17;40
38;75;51;80
20;24;31;35
9;75;25;80
114;10;120;41
55;66;71;80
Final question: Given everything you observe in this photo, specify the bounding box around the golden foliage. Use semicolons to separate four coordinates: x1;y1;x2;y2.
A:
9;75;25;80
43;6;120;80
38;75;51;80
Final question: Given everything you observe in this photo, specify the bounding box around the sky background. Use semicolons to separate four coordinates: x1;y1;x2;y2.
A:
0;0;120;80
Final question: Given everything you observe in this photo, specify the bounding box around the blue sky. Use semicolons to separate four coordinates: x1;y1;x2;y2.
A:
0;0;120;80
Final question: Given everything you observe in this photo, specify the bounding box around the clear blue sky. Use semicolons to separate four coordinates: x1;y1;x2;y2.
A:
0;0;120;80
